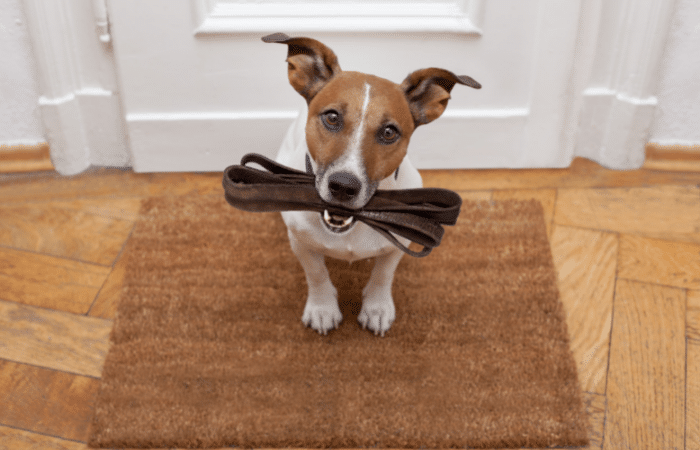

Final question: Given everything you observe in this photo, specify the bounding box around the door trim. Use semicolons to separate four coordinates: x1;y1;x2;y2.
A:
193;0;485;35
21;0;129;175
572;0;679;169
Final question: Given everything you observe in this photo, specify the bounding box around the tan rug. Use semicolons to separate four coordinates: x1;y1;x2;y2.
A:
89;194;589;448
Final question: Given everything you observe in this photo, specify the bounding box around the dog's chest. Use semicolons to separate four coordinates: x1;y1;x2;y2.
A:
281;210;397;262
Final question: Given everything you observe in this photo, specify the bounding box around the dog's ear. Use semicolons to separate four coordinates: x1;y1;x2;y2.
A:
262;33;341;103
400;68;480;127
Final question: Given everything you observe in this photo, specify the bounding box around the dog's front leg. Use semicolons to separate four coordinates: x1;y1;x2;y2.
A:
359;247;404;336
287;232;342;335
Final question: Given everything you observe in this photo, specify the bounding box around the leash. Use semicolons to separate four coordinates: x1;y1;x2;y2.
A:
222;153;462;257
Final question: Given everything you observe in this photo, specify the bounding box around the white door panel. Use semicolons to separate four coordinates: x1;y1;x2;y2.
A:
108;0;582;171
193;0;486;35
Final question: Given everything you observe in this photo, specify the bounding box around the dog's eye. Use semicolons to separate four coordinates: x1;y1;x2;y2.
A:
325;112;339;124
321;111;342;131
378;125;400;144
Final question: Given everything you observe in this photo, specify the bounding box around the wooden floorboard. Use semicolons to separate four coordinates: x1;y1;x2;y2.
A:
604;281;686;450
0;199;137;265
88;252;128;320
0;424;88;450
0;159;698;448
0;169;222;204
0;247;110;314
554;185;700;244
0;299;111;377
550;226;616;395
583;392;606;450
689;291;700;341
688;340;700;450
0;360;100;442
618;235;700;290
422;157;700;191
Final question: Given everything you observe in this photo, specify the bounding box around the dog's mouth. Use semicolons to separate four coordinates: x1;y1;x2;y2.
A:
322;210;356;233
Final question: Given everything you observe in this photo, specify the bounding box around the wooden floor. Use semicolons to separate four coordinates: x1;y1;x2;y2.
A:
0;157;699;449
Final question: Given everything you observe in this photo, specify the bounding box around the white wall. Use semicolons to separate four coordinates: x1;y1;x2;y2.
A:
0;0;44;148
649;0;700;146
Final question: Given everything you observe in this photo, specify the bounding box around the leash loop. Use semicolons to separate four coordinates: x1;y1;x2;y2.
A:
222;153;462;257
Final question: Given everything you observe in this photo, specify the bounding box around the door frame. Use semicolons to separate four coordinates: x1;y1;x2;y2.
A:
21;0;130;175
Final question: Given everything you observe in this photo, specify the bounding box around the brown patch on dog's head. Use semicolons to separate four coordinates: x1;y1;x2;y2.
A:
401;68;481;127
262;33;341;103
305;72;415;183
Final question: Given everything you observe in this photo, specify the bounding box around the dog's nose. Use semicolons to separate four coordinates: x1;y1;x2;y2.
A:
328;171;361;202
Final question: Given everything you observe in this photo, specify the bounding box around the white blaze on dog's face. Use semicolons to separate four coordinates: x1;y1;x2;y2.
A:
305;72;416;210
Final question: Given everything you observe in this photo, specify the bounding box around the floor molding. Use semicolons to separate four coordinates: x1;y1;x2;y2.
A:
2;141;699;175
644;143;700;172
0;143;55;173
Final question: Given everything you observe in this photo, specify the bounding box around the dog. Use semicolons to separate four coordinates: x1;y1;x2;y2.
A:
264;33;480;336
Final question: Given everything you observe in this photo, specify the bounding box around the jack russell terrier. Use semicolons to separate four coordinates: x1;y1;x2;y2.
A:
264;33;481;336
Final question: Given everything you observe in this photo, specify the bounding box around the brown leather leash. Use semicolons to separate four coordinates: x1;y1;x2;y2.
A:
222;153;462;257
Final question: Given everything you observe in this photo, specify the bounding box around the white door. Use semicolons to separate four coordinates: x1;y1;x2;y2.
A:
107;0;585;172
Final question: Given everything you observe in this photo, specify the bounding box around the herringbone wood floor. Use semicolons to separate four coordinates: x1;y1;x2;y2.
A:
0;157;698;449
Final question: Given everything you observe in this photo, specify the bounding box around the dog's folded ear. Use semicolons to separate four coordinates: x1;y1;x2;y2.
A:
262;33;341;103
401;68;481;127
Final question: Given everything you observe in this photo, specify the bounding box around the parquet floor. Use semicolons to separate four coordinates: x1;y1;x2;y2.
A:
0;157;699;449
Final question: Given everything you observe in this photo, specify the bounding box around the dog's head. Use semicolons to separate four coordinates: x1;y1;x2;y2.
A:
263;33;480;231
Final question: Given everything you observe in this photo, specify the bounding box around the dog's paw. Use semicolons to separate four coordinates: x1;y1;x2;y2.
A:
358;296;395;337
302;302;343;335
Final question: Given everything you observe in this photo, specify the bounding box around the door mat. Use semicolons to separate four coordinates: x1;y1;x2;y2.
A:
89;194;589;448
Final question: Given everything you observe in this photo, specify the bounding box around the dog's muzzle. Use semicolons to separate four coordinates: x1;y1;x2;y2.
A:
322;210;355;233
312;157;361;233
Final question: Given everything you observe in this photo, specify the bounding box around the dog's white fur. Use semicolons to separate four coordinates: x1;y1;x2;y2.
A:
276;100;422;336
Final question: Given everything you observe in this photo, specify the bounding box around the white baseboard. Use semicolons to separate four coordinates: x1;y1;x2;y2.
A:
126;112;296;172
125;108;538;172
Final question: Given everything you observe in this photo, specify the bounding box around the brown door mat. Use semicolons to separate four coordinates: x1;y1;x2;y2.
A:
89;194;589;448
